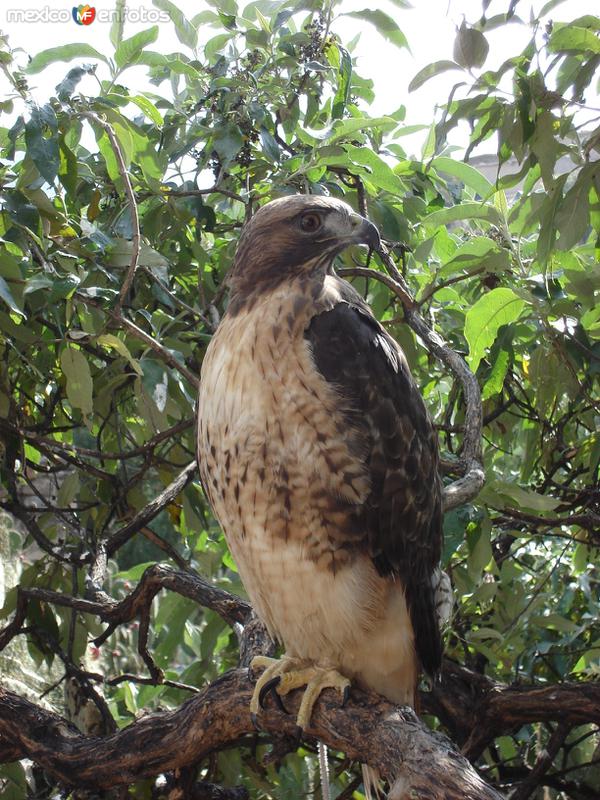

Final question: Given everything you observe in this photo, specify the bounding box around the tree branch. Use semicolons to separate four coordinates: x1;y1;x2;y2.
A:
0;669;504;799
105;460;198;555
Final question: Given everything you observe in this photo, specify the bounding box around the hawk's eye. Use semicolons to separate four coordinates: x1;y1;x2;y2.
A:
300;212;322;233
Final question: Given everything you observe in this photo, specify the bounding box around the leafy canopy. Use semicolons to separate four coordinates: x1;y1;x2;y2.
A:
0;0;598;797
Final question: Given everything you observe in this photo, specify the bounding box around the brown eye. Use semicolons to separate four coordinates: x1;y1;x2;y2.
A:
300;212;322;233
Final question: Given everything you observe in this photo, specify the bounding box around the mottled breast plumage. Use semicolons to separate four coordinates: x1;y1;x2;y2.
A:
197;195;445;707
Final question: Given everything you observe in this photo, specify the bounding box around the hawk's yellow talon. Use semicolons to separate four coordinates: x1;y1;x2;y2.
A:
250;655;350;731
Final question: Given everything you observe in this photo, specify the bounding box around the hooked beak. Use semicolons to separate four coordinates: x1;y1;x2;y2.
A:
348;213;381;250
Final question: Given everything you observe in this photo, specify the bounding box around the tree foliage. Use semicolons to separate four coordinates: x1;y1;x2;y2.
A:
0;1;598;798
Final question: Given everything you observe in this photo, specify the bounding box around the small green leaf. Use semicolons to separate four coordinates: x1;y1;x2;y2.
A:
421;202;503;229
409;60;463;92
152;0;198;49
331;44;352;119
56;65;97;100
97;333;143;375
327;116;396;144
115;26;159;69
60;346;94;419
342;10;408;50
25;105;59;185
0;276;25;317
26;44;109;74
259;127;280;162
453;21;489;68
431;156;493;197
555;170;592;250
212;125;243;166
549;25;600;54
343;145;405;194
57;471;80;507
129;95;164;127
489;481;561;512
110;0;126;48
482;348;509;400
465;287;526;372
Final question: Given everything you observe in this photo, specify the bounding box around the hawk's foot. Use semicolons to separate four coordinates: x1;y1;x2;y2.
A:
250;655;350;731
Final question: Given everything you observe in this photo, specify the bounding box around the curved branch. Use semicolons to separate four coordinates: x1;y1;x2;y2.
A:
423;661;600;760
0;669;503;799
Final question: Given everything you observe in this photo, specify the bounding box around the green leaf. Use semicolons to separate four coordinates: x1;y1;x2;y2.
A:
259;127;280;162
115;26;159;69
536;175;567;266
342;10;408;50
152;0;198;49
212;125;243;166
555;170;592;250
549;25;600;54
327;116;396;144
0;275;24;317
453;21;489;69
26;44;109;74
60;347;94;419
421;202;503;229
482;348;509;399
129;95;164;127
140;358;168;412
465;287;526;371
110;0;126;49
134;51;201;78
431;156;493;197
409;60;463;92
331;44;352;120
489;481;561;512
342;145;405;194
24;105;59;185
438;237;503;278
57;471;80;507
107;239;168;269
56;65;97;100
96;333;143;375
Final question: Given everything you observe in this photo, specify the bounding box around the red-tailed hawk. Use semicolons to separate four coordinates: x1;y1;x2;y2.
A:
197;195;448;768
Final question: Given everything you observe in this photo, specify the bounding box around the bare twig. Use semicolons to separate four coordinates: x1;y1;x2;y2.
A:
105;461;198;555
112;313;200;388
508;722;570;800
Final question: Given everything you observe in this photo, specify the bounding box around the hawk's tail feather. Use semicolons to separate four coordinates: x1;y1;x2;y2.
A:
361;764;384;800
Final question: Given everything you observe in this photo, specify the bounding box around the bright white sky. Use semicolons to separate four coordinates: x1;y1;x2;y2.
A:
0;0;597;157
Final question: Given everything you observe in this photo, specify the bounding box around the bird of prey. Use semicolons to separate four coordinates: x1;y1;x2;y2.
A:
197;195;449;749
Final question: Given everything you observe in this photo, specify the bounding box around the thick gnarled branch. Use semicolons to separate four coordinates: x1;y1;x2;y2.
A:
0;669;503;800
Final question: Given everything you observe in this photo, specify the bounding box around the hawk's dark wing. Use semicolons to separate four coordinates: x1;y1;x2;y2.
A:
305;294;443;675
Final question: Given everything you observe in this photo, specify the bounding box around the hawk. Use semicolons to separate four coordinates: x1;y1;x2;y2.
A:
197;195;448;750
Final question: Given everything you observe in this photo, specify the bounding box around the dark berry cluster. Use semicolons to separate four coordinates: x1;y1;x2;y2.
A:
300;14;326;63
241;49;263;71
236;118;259;167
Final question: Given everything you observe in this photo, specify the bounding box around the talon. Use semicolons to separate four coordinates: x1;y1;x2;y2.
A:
250;711;260;730
259;676;281;709
342;684;351;707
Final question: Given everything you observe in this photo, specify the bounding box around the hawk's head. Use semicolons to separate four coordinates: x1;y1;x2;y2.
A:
228;195;380;306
